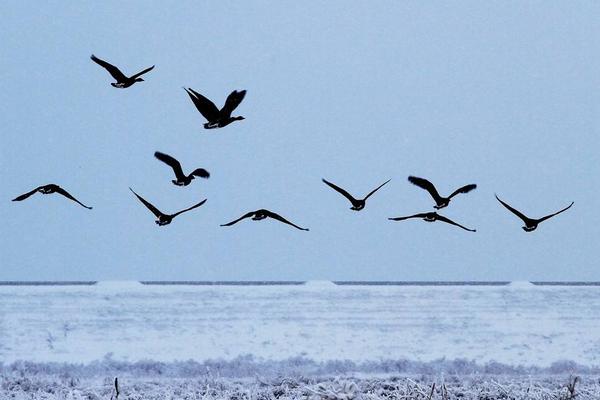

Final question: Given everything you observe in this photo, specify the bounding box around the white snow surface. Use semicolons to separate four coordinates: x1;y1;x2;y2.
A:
1;283;599;367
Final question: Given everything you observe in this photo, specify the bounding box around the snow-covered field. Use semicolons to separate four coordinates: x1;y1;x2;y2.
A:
2;374;600;399
1;281;600;398
2;281;600;366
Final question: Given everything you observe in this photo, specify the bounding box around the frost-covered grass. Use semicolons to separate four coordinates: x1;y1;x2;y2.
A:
2;373;600;399
2;358;600;399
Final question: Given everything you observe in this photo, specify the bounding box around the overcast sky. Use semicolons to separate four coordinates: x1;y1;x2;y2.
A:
1;2;599;281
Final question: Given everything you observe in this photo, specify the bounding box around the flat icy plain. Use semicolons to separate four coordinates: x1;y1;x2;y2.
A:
1;281;599;367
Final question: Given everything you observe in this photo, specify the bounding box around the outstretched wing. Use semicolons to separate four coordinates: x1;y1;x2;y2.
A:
90;54;127;81
495;194;529;223
190;168;210;179
12;187;42;201
130;65;155;79
363;179;391;200
171;199;207;218
264;210;309;231
220;211;256;227
129;188;163;218
183;88;220;122
388;213;429;221
435;214;476;232
154;151;185;180
537;202;574;223
448;183;477;199
322;179;358;204
408;176;442;202
220;90;247;117
54;187;92;209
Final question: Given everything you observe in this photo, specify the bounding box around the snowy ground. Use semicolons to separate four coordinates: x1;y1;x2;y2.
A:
1;282;600;398
1;281;600;366
2;372;600;399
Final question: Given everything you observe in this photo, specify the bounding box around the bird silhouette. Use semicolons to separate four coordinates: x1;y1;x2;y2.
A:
154;151;210;187
129;188;206;226
90;54;154;88
388;212;476;232
12;184;92;209
183;87;246;129
495;194;573;232
408;176;476;209
221;209;309;231
322;178;390;211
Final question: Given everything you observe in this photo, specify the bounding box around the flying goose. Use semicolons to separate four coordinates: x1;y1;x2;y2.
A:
90;54;154;88
408;176;476;209
495;194;573;232
154;151;210;186
129;188;206;226
221;209;309;231
388;212;476;232
322;178;390;211
183;87;246;129
12;184;92;209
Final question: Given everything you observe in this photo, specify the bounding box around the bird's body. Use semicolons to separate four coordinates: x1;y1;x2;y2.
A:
90;55;154;88
408;176;476;209
322;178;390;211
221;209;309;231
154;151;209;187
183;88;246;129
129;188;206;226
495;194;573;232
12;184;92;209
388;211;476;232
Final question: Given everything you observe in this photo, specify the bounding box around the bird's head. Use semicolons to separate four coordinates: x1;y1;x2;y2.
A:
522;226;536;232
135;78;145;82
234;116;245;121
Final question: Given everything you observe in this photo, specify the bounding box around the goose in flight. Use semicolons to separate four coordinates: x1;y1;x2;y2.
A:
388;212;476;232
154;151;210;186
12;184;92;209
90;54;154;88
408;176;476;209
495;194;573;232
221;209;309;231
183;87;246;129
322;178;390;211
129;188;206;226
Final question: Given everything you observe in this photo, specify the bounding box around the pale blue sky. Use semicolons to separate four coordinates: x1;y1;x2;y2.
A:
1;2;598;281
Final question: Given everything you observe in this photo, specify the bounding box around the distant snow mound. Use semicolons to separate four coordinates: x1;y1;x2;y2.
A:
507;281;536;288
303;280;337;288
94;281;143;289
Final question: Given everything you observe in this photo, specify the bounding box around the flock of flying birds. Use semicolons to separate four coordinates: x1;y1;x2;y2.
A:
11;55;575;233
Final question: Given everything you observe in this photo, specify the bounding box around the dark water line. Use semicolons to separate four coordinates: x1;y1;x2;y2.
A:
1;281;600;286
